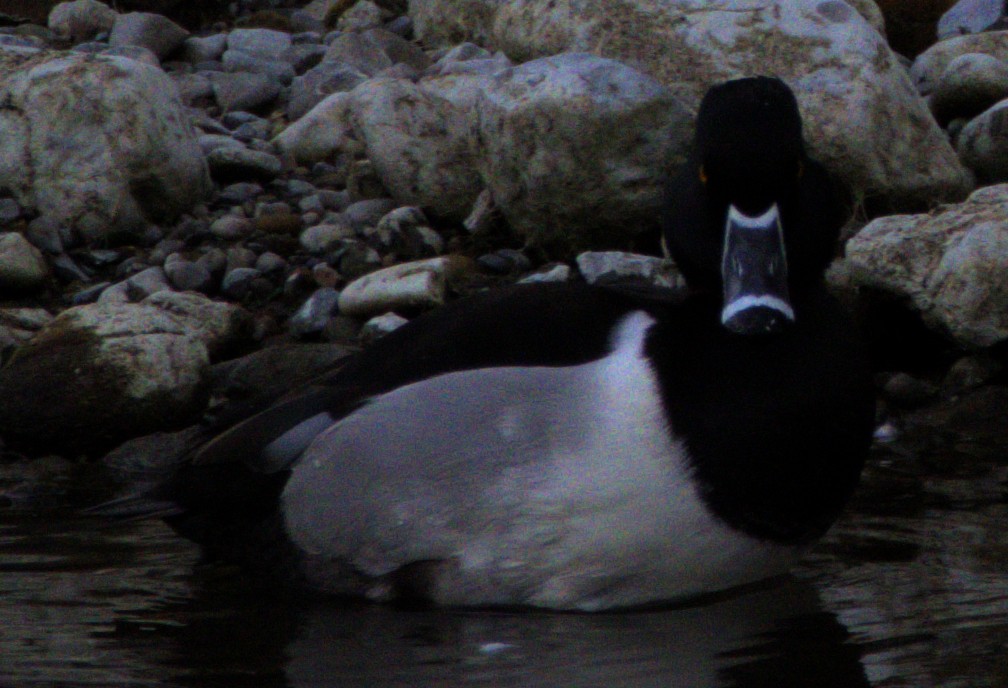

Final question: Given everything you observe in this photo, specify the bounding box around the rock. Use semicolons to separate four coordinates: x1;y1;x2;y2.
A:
415;0;972;210
876;0;956;58
337;1;385;32
101;426;204;480
206;146;284;182
48;0;117;43
930;52;1008;125
222;49;296;85
287;61;368;120
125;266;170;300
164;258;214;293
351;75;487;221
288;287;342;337
180;33;227;63
0;302;210;454
323;29;429;76
480;54;690;247
141;290;251;357
369;206;442;258
0;232;48;291
912;31;1008;96
109;12;189;61
359;311;409;342
274;91;362;163
845;184;1008;348
208;70;282;113
957;98;1008;181
518;263;573;283
220;266;262;300
226;28;293;60
938;0;1008;40
337;255;472;317
0;52;210;245
575;251;683;289
210;342;353;401
300;222;355;253
942;353;1003;393
209;215;253;240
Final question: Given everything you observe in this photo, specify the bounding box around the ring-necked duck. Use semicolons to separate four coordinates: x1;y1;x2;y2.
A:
99;76;874;610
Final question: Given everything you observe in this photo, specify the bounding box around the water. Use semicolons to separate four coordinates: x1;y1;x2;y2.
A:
0;387;1005;688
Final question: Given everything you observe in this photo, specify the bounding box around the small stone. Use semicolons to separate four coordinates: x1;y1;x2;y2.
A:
219;182;264;204
576;251;684;289
518;264;572;283
210;215;253;240
255;251;287;274
226;246;257;272
359;312;409;343
48;0;117;43
125;266;171;300
344;198;399;229
337;1;385;32
196;248;227;279
221;267;262;300
943;355;1003;394
338;256;470;318
227;28;293;61
109;12;189;61
0;232;49;291
288;287;341;337
165;259;214;294
50;253;93;283
334;240;382;279
301;222;356;253
180;34;228;63
222;49;296;85
313;262;340;288
24;216;67;254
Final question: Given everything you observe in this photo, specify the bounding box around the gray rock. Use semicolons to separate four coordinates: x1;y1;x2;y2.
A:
938;0;1008;40
284;42;327;73
164;258;214;294
0;301;210;454
845;184;1008;348
929;52;1008;124
478;54;690;246
0;53;211;245
273;91;362;163
218;182;264;204
338;256;472;317
180;33;228;64
209;215;253;239
334;240;382;279
255;252;287;274
109;12;189;61
222;49;296;85
518;263;573;283
220;267;262;300
301;222;356;253
141;290;251;358
210;342;353;400
287;62;368;120
417;0;973;210
196;248;227;278
337;1;385;32
359;311;409;343
208;70;281;112
24;216;66;254
125;266;171;300
957;98;1008;181
0;232;49;291
48;0;117;42
343;198;400;229
206;146;284;182
227;28;293;60
172;72;214;105
913;31;1008;96
576;251;683;289
288;287;342;337
226;246;257;272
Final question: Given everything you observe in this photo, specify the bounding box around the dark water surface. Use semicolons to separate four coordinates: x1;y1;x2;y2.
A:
1;388;1005;687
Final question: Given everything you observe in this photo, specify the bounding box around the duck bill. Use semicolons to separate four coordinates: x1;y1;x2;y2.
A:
720;204;794;335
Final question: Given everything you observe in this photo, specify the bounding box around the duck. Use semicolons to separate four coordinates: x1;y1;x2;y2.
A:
98;76;875;611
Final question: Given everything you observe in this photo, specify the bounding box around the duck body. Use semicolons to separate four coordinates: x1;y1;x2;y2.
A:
108;76;874;610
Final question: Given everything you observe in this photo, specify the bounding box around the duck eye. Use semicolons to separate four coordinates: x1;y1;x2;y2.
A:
699;165;708;184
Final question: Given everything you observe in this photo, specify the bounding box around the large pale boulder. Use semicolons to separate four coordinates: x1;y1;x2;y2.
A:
0;294;250;454
912;30;1008;95
411;0;972;209
845;184;1008;348
476;53;691;246
0;51;211;245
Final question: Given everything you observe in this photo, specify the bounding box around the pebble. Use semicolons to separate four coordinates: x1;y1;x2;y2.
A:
125;266;171;300
301;222;356;253
220;267;262;300
0;232;49;291
210;215;253;240
576;251;684;289
338;256;463;318
218;182;264;204
165;259;215;294
109;12;189;60
359;311;409;343
288;287;341;337
518;263;572;283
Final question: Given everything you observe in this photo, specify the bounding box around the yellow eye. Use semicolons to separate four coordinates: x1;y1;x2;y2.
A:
699;165;708;184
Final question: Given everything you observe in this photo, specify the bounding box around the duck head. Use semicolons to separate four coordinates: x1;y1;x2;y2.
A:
663;77;845;335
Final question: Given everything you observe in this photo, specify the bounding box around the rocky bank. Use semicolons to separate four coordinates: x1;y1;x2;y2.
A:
0;0;1004;472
